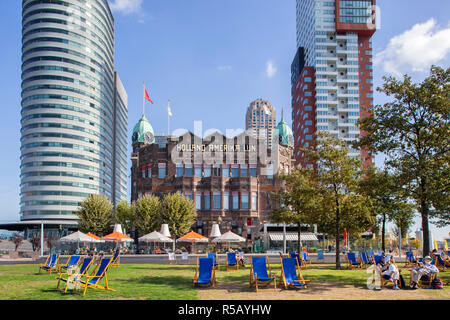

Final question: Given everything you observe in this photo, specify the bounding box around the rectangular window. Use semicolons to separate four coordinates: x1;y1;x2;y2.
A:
250;165;257;177
195;193;201;210
158;163;166;179
176;165;183;177
184;192;193;201
141;166;146;178
204;166;211;178
240;164;248;177
232;192;239;210
224;192;229;210
185;165;193;177
204;193;210;210
252;193;258;210
222;165;230;177
213;192;221;210
231;165;239;178
213;164;221;176
266;164;274;179
241;192;249;210
195;165;202;178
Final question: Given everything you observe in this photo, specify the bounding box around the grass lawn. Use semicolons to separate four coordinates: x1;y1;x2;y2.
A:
0;262;449;300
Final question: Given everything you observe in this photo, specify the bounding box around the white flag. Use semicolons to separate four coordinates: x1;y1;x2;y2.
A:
168;100;173;117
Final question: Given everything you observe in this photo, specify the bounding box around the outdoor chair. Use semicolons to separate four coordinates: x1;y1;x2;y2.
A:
207;253;219;270
39;253;60;274
59;255;81;273
79;257;115;296
317;250;324;261
278;257;311;290
416;272;437;289
226;252;239;271
56;256;94;293
193;257;216;288
433;253;449;272
346;252;362;269
289;252;303;268
372;254;384;265
110;249;120;267
249;256;277;292
360;252;373;267
405;251;418;268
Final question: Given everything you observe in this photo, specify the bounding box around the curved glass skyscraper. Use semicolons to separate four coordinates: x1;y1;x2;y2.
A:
20;0;128;223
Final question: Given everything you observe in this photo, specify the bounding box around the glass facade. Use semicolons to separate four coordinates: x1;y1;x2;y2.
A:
20;0;127;221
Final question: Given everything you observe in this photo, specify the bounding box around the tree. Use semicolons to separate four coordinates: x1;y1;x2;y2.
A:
359;167;415;251
11;233;24;252
303;132;375;269
270;168;321;252
134;195;162;236
115;200;135;235
160;193;196;241
356;65;450;255
75;194;114;236
30;233;41;252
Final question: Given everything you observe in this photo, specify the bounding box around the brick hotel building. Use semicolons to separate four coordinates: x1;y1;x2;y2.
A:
292;0;376;168
130;115;294;241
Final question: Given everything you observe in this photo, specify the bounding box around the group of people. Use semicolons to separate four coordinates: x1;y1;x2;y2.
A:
375;252;440;290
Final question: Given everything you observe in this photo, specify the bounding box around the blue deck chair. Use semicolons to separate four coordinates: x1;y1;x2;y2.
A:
368;250;374;259
79;257;115;296
278;257;311;289
193;257;216;287
226;252;238;271
249;256;276;292
372;254;384;265
433;253;449;271
360;252;372;267
56;256;94;293
39;253;60;274
207;253;219;270
405;251;418;267
318;250;324;261
59;255;81;273
346;252;362;269
289;252;303;267
110;249;120;267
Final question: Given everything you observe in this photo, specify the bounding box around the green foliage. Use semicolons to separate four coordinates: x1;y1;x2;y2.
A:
115;200;135;235
134;195;162;236
75;194;114;236
356;65;450;255
302;132;375;269
160;193;196;238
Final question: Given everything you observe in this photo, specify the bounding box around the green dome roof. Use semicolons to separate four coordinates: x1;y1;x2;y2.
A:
132;115;155;145
274;118;294;147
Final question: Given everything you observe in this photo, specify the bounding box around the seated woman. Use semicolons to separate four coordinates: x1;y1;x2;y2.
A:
381;256;400;290
410;255;439;289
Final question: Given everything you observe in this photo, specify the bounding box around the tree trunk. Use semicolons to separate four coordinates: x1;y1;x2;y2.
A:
381;213;386;252
297;224;302;253
420;177;430;256
335;201;341;270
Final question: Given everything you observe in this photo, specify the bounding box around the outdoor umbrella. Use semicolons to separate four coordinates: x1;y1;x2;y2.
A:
139;231;173;253
102;232;133;242
177;231;208;253
212;231;246;249
86;233;103;241
59;231;102;243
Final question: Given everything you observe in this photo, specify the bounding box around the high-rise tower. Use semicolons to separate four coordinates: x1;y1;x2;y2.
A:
245;99;276;149
292;0;376;168
20;0;128;223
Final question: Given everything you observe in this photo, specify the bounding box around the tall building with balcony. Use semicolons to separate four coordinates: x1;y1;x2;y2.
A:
292;0;376;168
245;99;276;149
20;0;128;225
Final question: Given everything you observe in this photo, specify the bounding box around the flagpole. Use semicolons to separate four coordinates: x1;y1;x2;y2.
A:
142;82;145;117
168;99;170;136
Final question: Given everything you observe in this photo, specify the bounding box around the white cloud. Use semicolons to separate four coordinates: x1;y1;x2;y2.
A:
109;0;143;15
374;18;450;77
266;60;277;78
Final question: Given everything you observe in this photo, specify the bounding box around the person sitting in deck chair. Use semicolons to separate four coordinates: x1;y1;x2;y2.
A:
410;255;439;289
381;256;400;290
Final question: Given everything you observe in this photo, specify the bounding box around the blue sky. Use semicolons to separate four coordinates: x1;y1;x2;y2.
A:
0;0;449;240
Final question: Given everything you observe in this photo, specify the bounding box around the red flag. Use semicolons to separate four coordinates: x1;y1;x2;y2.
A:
344;228;348;246
144;87;154;104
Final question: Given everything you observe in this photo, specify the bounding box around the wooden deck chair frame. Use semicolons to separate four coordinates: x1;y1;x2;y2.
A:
346;252;362;269
278;257;311;290
415;272;437;289
359;252;373;268
110;250;120;267
192;257;216;288
249;256;277;292
80;257;115;296
226;252;239;271
433;254;449;272
56;256;94;294
39;253;60;274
